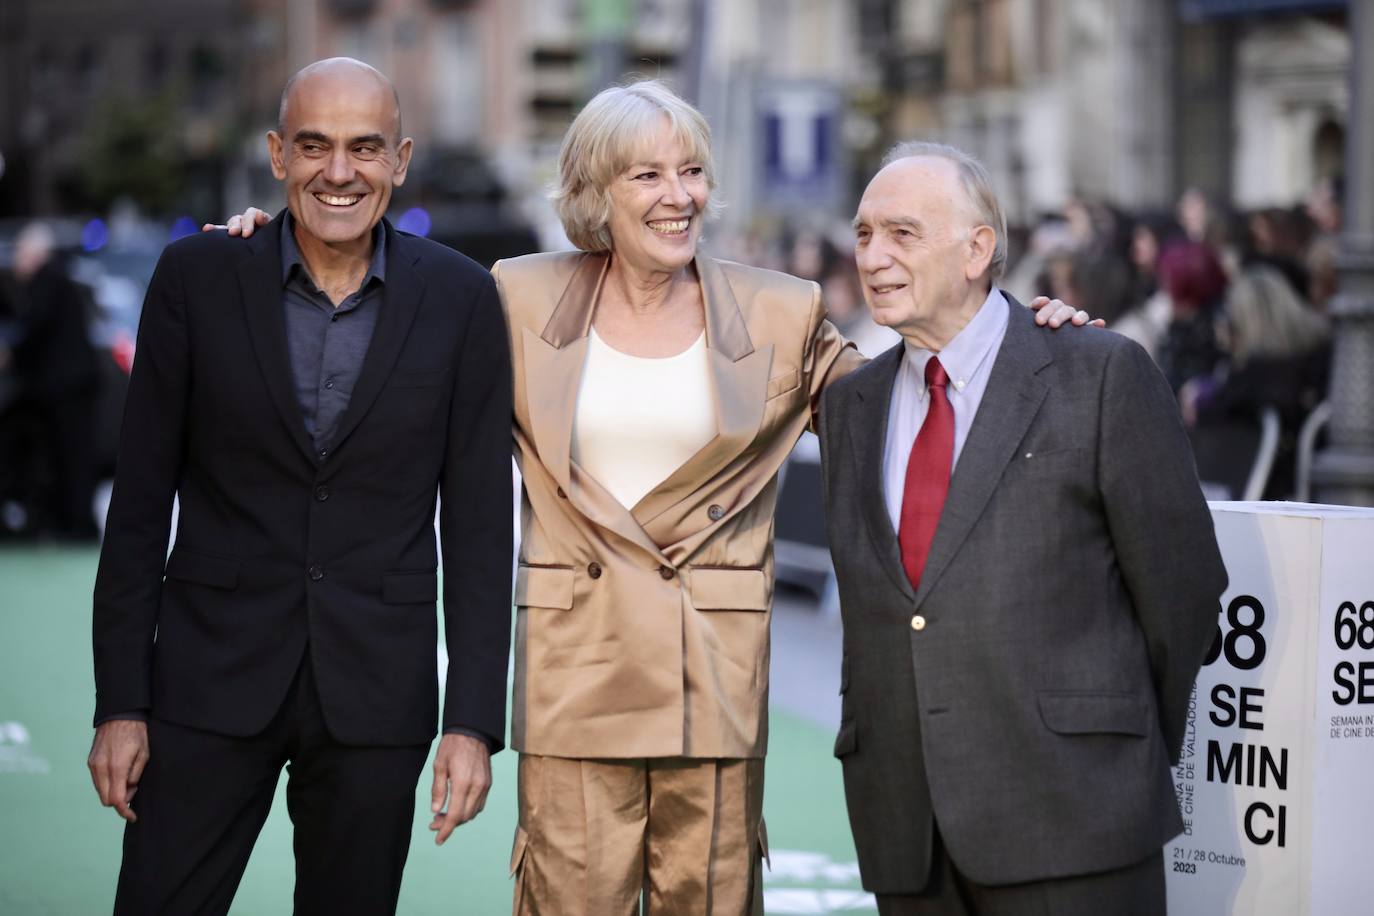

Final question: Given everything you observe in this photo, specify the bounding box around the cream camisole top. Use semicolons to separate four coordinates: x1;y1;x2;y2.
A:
571;328;717;510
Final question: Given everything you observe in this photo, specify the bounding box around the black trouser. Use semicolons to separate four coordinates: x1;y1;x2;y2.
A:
114;656;430;916
876;824;1166;916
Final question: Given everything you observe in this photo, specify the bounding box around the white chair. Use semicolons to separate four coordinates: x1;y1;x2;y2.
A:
1293;401;1332;503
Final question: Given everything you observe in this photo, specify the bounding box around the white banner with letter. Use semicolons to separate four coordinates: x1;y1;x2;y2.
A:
1165;502;1374;914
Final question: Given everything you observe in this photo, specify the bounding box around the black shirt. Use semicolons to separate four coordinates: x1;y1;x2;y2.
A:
279;213;387;448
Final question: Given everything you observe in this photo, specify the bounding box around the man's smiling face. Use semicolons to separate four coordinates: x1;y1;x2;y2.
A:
268;61;412;248
852;156;986;340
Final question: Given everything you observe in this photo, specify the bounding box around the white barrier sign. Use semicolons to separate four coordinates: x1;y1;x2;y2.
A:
1166;503;1374;915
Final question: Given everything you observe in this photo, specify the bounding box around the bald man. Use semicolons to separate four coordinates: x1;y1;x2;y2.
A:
88;58;513;914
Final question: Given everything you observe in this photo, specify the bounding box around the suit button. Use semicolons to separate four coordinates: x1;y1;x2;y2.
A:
659;565;675;580
707;504;725;521
557;487;567;499
588;562;602;579
910;615;926;631
314;485;330;501
318;448;329;459
308;566;324;582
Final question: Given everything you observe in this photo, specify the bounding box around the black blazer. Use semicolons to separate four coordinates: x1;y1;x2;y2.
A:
819;298;1227;892
93;215;513;747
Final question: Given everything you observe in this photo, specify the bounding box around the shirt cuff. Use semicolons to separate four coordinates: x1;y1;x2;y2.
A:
95;712;149;726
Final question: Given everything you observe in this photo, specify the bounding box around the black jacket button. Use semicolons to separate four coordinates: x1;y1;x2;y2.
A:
707;504;724;521
308;566;324;581
588;562;602;579
659;565;675;580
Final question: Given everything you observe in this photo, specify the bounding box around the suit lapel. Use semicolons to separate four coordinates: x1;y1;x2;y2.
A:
523;252;606;498
843;343;914;601
237;216;317;465
522;253;671;562
912;299;1051;607
328;221;425;453
634;254;772;534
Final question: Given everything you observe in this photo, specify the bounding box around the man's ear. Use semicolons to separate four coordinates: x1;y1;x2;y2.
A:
392;137;414;188
267;131;287;181
965;225;996;282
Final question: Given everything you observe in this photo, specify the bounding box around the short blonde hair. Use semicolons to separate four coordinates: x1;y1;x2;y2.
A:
552;79;719;252
881;140;1008;279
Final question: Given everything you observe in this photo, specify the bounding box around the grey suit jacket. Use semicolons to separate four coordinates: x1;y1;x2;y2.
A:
817;295;1227;892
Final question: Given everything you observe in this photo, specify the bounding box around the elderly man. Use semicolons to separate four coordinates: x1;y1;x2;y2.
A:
819;142;1228;914
87;58;512;914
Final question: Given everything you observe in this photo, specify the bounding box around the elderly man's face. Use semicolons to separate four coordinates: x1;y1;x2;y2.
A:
853;157;983;336
604;116;709;274
268;65;411;248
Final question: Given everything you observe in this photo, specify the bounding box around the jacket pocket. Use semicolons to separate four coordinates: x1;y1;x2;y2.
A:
514;564;575;609
766;368;800;400
688;567;769;611
833;719;858;758
164;547;240;590
1038;691;1150;737
382;570;439;604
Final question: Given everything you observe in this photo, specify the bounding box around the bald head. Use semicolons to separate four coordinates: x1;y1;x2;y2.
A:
278;58;401;142
267;57;413;251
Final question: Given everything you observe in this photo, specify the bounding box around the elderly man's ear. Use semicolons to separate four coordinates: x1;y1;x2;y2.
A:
965;225;997;283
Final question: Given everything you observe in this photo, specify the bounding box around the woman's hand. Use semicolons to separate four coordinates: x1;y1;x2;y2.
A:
1029;296;1105;329
201;207;273;238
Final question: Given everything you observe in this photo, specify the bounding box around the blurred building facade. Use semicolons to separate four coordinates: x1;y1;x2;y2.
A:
855;0;1350;225
0;0;244;217
0;0;1354;233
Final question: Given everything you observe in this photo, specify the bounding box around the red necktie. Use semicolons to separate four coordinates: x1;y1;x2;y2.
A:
898;357;954;591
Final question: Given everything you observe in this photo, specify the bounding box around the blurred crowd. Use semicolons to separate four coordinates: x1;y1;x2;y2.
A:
1002;178;1339;500
0;222;110;543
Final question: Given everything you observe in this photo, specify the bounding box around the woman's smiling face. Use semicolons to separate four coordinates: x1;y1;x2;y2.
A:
604;116;710;275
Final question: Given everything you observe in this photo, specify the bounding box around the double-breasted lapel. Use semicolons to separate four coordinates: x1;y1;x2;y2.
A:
633;255;773;536
237;217;317;466
843;343;914;601
328;222;425;453
520;251;774;560
520;252;667;560
912;299;1051;607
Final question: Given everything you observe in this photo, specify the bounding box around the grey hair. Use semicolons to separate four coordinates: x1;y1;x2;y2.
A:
881;140;1008;279
551;78;719;252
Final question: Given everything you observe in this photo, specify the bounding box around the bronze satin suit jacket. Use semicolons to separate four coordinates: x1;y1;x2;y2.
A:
492;250;862;760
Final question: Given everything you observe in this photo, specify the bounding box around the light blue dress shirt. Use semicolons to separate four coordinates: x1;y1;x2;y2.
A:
882;288;1010;534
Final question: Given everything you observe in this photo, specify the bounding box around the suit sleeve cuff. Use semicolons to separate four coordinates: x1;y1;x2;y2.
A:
443;725;498;753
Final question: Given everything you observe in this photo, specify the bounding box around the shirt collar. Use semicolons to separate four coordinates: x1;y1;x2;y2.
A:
280;211;387;290
902;287;1008;396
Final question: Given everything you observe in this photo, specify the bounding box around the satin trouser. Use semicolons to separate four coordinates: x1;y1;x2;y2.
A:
511;754;768;916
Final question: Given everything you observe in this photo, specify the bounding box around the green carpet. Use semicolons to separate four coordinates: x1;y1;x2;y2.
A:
0;547;874;914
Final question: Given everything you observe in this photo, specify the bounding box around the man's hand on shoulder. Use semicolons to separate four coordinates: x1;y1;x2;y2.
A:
201;207;272;238
1028;295;1105;329
88;719;150;823
428;732;492;845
